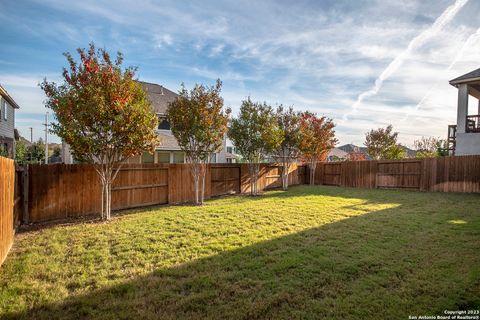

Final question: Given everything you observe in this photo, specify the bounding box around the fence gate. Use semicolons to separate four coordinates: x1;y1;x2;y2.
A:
297;165;307;185
264;166;282;189
323;163;342;186
211;166;241;196
111;166;169;210
376;160;422;189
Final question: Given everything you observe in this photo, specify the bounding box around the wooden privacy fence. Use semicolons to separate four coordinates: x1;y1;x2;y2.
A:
0;156;15;266
26;163;306;223
313;155;480;192
14;155;480;225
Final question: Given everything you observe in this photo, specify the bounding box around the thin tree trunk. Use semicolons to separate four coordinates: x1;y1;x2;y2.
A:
200;163;206;204
310;160;316;185
194;171;199;205
282;160;289;191
101;180;106;220
107;181;112;220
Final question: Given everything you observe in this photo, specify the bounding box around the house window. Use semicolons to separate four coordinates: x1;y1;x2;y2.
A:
142;152;154;163
210;153;217;163
156;151;170;163
173;152;184;163
227;146;233;153
158;119;170;130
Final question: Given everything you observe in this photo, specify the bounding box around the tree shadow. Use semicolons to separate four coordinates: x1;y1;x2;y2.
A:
3;187;480;319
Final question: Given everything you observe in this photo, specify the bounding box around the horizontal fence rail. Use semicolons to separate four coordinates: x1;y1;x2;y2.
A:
312;156;480;193
25;163;306;223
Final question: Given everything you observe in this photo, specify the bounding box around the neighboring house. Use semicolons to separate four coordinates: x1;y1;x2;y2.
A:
338;143;415;159
447;68;480;155
225;145;240;163
131;81;230;164
62;81;228;163
0;84;20;158
338;144;371;160
400;145;416;158
326;148;349;162
64;81;230;164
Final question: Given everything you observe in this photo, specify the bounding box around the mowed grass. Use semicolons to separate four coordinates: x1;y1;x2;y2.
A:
0;185;479;319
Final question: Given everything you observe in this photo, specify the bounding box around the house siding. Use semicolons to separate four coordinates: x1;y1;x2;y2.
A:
0;97;15;139
455;132;480;155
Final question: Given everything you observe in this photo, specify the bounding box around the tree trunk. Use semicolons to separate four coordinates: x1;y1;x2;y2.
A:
200;163;206;204
194;171;199;205
101;181;106;220
282;160;289;191
94;161;124;221
309;160;316;185
106;180;112;220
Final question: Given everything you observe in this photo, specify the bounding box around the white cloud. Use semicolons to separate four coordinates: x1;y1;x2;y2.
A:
154;34;173;48
3;0;480;146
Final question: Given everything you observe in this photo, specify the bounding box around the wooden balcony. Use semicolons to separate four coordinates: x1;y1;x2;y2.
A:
466;115;480;133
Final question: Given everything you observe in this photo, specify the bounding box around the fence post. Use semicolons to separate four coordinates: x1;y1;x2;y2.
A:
22;165;29;225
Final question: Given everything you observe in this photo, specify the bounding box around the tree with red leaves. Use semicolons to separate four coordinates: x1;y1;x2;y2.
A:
167;80;230;205
299;112;337;185
41;43;159;220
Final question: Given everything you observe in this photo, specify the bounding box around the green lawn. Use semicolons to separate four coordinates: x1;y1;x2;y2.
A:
1;185;479;319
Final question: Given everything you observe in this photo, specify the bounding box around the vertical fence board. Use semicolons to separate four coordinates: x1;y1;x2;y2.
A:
18;156;480;224
0;156;15;266
309;156;480;193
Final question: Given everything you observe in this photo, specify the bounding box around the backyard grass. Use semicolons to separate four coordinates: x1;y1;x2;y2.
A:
0;185;479;319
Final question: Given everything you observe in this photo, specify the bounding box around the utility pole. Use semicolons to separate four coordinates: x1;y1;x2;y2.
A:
29;127;33;143
44;112;49;164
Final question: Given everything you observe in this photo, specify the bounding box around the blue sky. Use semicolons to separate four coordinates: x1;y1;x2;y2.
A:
1;0;479;146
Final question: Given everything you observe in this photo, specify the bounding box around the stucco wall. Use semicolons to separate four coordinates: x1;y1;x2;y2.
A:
456;132;480;155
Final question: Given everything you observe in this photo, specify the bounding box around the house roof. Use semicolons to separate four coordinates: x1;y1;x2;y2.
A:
137;81;178;115
449;67;480;86
338;144;366;153
327;148;349;158
0;84;20;109
156;130;182;151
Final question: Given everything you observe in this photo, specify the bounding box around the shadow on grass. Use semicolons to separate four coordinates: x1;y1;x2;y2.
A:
5;187;480;319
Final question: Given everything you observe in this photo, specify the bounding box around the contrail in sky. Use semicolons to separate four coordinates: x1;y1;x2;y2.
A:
343;0;469;121
402;26;480;121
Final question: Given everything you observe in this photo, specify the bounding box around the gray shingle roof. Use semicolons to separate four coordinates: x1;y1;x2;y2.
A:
156;130;182;151
449;67;480;85
327;148;349;158
137;81;179;114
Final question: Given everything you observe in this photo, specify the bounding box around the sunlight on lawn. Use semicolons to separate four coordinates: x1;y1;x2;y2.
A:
448;219;467;224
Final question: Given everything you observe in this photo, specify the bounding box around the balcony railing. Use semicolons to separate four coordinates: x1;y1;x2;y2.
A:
467;115;480;133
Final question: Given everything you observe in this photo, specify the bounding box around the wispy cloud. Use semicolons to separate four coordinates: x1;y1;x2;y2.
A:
404;26;480;121
343;0;469;121
0;0;479;146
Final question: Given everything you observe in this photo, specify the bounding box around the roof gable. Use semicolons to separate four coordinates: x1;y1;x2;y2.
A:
137;81;178;114
0;84;20;109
